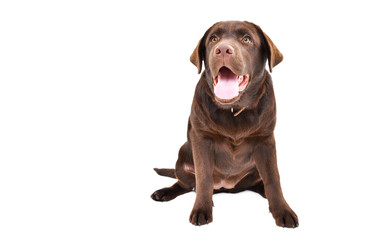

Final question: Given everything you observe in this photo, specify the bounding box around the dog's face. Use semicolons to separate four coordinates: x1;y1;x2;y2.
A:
191;21;283;106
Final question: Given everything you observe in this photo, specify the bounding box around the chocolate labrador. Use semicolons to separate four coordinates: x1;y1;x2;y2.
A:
151;21;298;228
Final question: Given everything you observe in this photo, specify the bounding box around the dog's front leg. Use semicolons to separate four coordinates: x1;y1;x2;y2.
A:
189;130;214;226
253;135;299;228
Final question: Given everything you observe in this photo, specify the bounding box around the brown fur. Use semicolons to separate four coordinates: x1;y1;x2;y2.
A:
151;21;298;228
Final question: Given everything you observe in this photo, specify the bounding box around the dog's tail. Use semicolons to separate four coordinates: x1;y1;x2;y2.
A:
153;168;176;179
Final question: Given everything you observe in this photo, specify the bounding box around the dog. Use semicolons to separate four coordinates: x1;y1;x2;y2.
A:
151;21;298;228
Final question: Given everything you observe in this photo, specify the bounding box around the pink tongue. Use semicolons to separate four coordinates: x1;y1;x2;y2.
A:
214;68;238;100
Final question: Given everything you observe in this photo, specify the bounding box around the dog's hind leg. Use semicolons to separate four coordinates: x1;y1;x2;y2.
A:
151;141;195;202
151;182;193;202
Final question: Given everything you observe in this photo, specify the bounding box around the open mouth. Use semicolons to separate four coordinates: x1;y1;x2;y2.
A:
213;67;249;103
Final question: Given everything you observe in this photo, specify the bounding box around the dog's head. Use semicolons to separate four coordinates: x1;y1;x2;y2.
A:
190;21;282;106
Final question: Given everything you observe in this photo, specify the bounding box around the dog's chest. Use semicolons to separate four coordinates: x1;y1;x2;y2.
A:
212;138;255;189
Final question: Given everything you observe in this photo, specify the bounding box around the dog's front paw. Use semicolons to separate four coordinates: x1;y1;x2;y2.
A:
189;206;213;226
271;206;299;228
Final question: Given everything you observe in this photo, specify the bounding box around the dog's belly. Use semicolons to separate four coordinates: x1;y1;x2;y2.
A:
212;139;255;190
213;173;251;189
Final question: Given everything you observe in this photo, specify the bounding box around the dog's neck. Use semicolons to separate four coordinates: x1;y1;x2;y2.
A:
232;107;246;117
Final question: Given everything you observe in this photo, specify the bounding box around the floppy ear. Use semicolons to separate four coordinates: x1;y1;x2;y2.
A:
190;37;205;74
253;24;283;73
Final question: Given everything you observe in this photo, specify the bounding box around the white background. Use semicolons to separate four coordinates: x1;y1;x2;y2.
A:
1;0;375;239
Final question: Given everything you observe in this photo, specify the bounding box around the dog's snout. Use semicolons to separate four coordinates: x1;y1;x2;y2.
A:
215;44;234;56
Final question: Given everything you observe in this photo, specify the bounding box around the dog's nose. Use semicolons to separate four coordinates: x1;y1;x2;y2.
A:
215;44;234;56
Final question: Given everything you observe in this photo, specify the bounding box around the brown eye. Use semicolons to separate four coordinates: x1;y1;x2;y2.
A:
211;36;218;43
242;36;251;44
